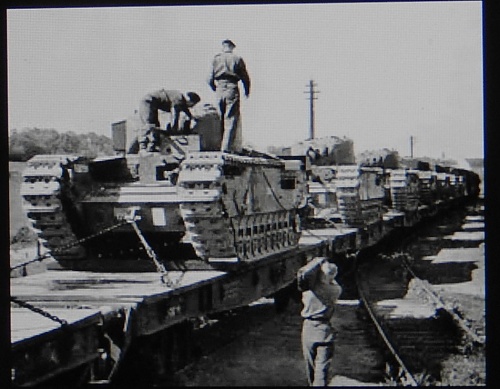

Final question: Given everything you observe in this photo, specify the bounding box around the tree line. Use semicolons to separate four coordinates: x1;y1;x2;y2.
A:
9;128;114;161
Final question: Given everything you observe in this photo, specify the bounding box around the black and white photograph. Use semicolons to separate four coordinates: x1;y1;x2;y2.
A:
7;1;486;386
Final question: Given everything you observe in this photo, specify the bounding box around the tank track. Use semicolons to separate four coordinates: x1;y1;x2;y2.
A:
20;155;86;260
335;166;384;226
448;173;463;198
389;169;420;212
177;152;302;262
454;174;466;197
415;170;435;205
435;172;455;200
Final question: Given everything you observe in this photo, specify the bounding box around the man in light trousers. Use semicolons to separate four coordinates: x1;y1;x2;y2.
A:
208;39;250;153
299;258;342;386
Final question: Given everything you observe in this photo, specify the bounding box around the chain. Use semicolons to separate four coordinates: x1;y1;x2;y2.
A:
128;219;178;287
11;215;181;287
10;219;133;324
10;219;131;272
10;252;52;272
11;296;68;327
11;217;179;326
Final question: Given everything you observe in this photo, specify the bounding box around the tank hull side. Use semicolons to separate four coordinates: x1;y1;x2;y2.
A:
389;169;420;212
335;165;386;227
178;152;306;263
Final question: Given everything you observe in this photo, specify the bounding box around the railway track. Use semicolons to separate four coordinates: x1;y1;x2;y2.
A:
355;205;485;385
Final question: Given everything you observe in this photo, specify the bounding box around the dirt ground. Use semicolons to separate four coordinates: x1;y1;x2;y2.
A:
428;243;486;385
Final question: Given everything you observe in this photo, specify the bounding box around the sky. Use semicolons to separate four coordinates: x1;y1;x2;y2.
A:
7;1;484;161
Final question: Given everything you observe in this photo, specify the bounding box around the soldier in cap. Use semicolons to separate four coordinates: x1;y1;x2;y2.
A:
208;39;251;153
299;258;342;386
138;89;200;151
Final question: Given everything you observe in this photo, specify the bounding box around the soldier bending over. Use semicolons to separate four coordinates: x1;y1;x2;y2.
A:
138;89;200;151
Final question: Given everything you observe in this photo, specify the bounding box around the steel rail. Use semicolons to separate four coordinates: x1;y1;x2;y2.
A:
401;257;485;345
355;269;419;386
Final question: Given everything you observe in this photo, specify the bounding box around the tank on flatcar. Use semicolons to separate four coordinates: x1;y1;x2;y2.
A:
20;103;307;270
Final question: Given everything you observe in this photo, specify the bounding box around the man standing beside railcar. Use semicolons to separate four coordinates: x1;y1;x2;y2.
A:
298;258;342;386
208;39;251;153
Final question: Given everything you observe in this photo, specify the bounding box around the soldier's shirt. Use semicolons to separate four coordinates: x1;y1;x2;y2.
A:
301;281;342;321
209;52;250;94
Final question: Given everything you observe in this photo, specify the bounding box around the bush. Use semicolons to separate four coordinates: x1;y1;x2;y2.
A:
9;128;114;161
11;226;38;245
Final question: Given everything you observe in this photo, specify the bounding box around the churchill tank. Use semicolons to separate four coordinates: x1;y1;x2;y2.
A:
20;103;307;270
277;136;356;226
335;165;388;226
387;169;420;212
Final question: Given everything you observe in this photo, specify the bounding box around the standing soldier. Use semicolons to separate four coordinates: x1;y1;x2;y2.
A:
298;257;342;386
208;39;251;153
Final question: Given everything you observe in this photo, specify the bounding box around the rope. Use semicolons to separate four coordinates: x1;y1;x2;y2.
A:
262;170;288;211
218;198;239;258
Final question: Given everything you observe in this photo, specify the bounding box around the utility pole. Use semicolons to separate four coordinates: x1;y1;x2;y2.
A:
304;80;320;140
410;135;414;158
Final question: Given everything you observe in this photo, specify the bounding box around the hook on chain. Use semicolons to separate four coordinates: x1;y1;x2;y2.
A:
122;207;180;287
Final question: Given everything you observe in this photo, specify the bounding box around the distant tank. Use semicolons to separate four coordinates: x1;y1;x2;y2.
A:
278;136;356;225
451;167;481;199
307;165;339;223
278;138;393;228
335;165;387;226
387;169;420;213
304;146;480;228
20;103;307;270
